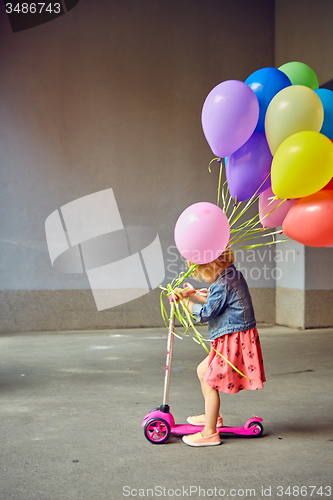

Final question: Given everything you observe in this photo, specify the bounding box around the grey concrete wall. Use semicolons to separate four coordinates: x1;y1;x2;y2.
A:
274;0;333;328
275;0;333;85
275;244;333;329
0;0;275;333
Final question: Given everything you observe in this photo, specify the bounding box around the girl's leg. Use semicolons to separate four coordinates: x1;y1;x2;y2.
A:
182;356;222;445
197;355;209;398
201;381;220;436
197;356;220;436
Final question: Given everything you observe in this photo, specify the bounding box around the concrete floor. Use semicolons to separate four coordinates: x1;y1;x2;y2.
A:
0;324;332;500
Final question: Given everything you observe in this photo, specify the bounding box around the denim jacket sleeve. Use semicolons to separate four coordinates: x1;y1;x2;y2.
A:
191;283;228;323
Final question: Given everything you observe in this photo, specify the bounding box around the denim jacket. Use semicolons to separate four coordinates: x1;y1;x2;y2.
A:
191;264;256;340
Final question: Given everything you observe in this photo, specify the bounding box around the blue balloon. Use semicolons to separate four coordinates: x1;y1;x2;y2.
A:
226;132;272;202
314;88;333;140
245;67;292;132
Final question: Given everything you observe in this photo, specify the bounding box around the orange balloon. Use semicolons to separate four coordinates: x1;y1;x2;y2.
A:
282;190;333;246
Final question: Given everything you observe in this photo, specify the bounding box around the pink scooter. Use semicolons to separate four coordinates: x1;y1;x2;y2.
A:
142;302;264;444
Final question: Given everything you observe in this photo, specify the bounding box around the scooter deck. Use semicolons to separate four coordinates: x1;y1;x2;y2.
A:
143;411;264;443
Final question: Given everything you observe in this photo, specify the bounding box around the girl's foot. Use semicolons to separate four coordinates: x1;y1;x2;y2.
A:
187;414;223;427
182;431;221;447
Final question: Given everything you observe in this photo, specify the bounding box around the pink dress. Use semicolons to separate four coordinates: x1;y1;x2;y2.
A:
204;327;266;394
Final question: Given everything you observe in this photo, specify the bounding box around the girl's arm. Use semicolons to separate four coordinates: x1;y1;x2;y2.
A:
184;282;228;324
180;296;194;314
177;284;209;313
191;289;209;304
173;283;208;303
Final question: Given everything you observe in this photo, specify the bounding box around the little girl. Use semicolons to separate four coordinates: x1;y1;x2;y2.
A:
175;247;265;447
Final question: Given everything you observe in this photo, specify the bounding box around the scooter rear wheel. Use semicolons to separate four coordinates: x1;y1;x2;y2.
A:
249;421;264;437
144;418;171;444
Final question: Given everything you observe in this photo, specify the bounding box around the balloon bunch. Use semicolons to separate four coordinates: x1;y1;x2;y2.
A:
160;62;333;342
201;61;333;248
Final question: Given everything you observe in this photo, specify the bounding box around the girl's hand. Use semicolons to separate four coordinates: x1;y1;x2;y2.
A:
170;287;189;299
196;288;209;299
183;283;209;301
170;285;195;300
169;287;186;302
181;282;197;298
169;284;209;305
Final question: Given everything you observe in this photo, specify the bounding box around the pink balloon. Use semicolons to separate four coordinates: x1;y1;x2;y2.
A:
259;187;297;228
174;202;230;264
201;80;259;158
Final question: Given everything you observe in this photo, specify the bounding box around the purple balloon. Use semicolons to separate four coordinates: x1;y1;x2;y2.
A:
201;80;259;158
226;132;272;202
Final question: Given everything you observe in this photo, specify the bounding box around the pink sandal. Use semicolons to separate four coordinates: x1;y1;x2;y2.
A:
186;414;223;427
182;431;221;447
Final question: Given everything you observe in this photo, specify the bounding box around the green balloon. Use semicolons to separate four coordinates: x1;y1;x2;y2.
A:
278;61;319;90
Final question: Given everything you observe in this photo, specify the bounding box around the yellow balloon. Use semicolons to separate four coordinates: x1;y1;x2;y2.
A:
271;131;333;199
265;85;324;155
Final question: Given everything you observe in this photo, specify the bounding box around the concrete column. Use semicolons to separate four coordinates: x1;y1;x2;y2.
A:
303;246;333;328
275;239;333;328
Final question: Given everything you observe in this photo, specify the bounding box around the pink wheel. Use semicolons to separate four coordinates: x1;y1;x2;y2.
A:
144;418;171;444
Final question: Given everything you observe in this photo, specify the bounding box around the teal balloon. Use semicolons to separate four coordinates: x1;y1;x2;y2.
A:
314;88;333;140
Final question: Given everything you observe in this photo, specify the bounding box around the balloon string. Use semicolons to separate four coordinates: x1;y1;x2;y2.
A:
217;159;223;207
212;161;286;249
212;347;259;381
159;158;289;365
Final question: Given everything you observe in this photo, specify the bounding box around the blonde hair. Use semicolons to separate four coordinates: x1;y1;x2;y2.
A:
187;246;234;282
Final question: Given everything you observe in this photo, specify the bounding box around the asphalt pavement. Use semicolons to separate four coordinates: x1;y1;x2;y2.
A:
0;324;332;500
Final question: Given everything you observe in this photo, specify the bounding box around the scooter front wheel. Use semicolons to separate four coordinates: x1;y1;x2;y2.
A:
144;418;171;444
